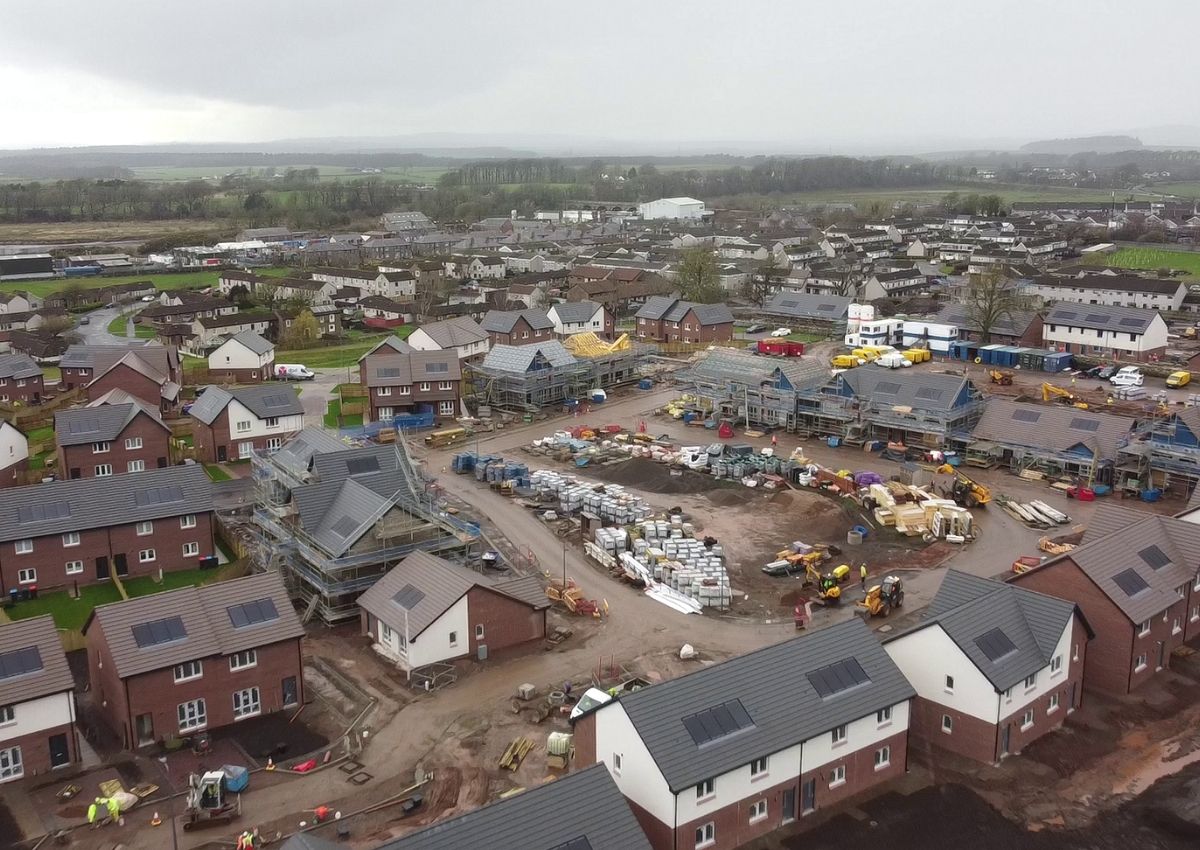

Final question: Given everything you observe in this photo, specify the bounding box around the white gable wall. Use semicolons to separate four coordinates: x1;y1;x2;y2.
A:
209;339;273;371
884;625;998;722
594;703;675;826
800;701;910;772
226;398;304;440
0;692;75;745
0;422;29;469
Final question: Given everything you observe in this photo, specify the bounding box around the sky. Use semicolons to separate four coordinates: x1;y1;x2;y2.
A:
4;0;1200;153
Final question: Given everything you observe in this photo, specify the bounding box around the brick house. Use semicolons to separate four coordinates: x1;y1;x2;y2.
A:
884;570;1090;764
206;330;275;384
0;421;29;490
83;572;305;749
58;343;182;413
406;316;490;362
357;338;462;424
358;296;414;329
0;465;214;593
480;308;554;347
188;385;305;463
574;618;913;850
55;395;171;478
356;552;548;676
1042;302;1169;363
0;616;79;783
1010;505;1200;695
0;353;44;405
547;300;615;339
634;296;734;344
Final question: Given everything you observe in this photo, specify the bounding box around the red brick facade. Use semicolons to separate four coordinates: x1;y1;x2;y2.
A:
0;512;215;593
487;316;554;347
0;458;29;489
357;358;462;425
0;373;43;405
58;413;171;479
636;309;734;344
466;586;546;657
86;364;166;411
1;720;78;782
209;364;274;384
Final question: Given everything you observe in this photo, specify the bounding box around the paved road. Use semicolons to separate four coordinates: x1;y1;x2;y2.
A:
76;304;133;346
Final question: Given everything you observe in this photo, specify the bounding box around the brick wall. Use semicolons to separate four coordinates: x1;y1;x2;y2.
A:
466;587;545;659
572;712;596;768
908;696;997;762
58;415;171;479
625;797;675;850
1;720;77;781
0;458;29;489
0;374;44;404
61;367;93;392
86;364;161;408
86;617;129;743
209;366;270;384
488;317;554;347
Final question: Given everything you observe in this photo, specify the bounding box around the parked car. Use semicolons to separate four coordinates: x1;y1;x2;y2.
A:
744;323;767;334
1110;366;1144;387
78;317;90;325
770;327;792;338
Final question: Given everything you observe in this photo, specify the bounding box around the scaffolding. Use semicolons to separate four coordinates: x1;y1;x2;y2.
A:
472;338;645;414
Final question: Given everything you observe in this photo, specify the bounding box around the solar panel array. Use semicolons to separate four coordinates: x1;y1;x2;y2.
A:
875;381;901;395
227;597;280;628
1085;313;1109;324
67;417;101;435
424;361;449;373
1069;418;1101;432
262;393;294;409
330;515;360;538
806;658;871;698
17;501;72;524
0;646;43;680
681;698;755;746
376;367;402;378
1056;310;1078;320
1119;317;1146;328
133;485;185;507
975;627;1019;662
131;616;187;648
346;456;381;475
1138;544;1171;570
548;839;593;850
915;387;944;401
1012;409;1042;423
1113;568;1149;597
393;584;426;609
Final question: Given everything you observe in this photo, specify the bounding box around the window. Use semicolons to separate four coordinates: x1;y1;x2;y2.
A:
1192;605;1199;623
125;437;143;450
1138;619;1151;636
1050;655;1063;675
377;386;392;396
439;400;455;415
0;746;23;781
17;568;35;585
1023;672;1038;690
178;699;207;731
944;675;954;693
65;560;83;575
1073;643;1080;661
875;745;891;769
1021;708;1035;730
749;799;767;823
239;442;253;459
173;661;203;683
829;765;846;787
749;756;768;778
235;420;251;433
696;778;714;800
182;542;199;557
449;631;458;647
1048;693;1060;714
1173;617;1182;635
267;437;282;451
419;382;431;391
127;459;145;473
612;752;622;776
265;417;280;428
139;549;156;563
136;521;153;536
14;539;32;555
1135;653;1148;671
181;514;197;529
0;705;13;725
474;624;485;640
438;381;453;390
831;724;847;745
92;441;110;454
1178;584;1188;599
398;385;411;395
876;706;892;725
229;650;257;671
1194;574;1200;592
942;714;953;734
233;687;261;720
95;464;113;477
62;532;80;547
695;822;715;849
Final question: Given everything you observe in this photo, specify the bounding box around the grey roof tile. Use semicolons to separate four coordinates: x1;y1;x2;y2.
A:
270;427;348;478
971;399;1135;462
224;330;275;355
188;385;303;425
56;403;167;446
762;292;852;321
479;341;576;373
839;369;974;412
0;616;74;706
550;300;604;325
0;352;43;381
480;308;553;333
411;317;487;349
1045;302;1159;334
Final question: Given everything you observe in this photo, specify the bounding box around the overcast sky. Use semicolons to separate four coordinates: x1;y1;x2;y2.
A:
4;0;1200;153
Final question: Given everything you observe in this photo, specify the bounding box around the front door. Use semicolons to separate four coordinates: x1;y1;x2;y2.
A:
135;713;155;747
282;676;299;708
114;553;128;577
1157;640;1166;670
217;445;227;462
781;786;797;824
1000;723;1011;757
48;733;70;767
96;556;110;580
801;778;816;815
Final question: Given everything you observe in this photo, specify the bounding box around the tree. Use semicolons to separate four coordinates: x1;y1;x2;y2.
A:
677;248;724;304
742;257;785;306
964;268;1023;344
281;309;321;349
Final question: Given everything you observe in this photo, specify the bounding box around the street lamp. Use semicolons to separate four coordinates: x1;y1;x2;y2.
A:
157;755;180;850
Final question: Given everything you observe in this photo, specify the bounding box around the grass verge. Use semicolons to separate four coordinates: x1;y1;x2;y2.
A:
204;463;232;482
5;583;123;631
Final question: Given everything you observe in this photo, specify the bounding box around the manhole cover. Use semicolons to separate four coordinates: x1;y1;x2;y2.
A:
338;760;363;774
349;772;373;785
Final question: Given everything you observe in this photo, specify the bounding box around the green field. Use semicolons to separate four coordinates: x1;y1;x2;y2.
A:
3;266;295;299
280;327;411;369
1083;247;1200;278
324;399;363;428
127;164;448;184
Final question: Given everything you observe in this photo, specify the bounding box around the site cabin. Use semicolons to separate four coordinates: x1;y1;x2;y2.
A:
756;339;806;357
0;616;79;782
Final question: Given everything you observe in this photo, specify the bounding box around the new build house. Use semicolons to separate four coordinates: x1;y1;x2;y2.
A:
406;316;490;362
357;339;462;424
635;296;734;344
206;330;276;383
55;395;171;478
356;551;548;676
574;618;914;850
480;309;555;347
0;465;214;593
884;571;1090;764
547;300;615;339
59;343;182;413
189;385;306;462
0;353;44;405
0;616;79;782
1042;302;1168;362
84;572;304;749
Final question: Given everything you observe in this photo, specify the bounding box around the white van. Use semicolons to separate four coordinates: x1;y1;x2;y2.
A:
1109;366;1144;387
874;351;913;369
275;363;316;381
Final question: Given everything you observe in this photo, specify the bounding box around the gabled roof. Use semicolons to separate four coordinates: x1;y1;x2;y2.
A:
971;399;1135;462
56;402;168;446
378;764;650;850
607;618;914;792
0;352;42;381
61;342;178;375
762;292;851;321
677;302;734;325
85;572;304;679
898;570;1083;692
549;300;604;324
412;316;488;349
0;464;211;543
270;427;349;479
935;304;1038;338
358;296;411;313
837;369;974;412
480;308;553;333
361;351;462;388
1034;274;1182;295
218;330;274;356
1044;302;1160;334
188;385;304;425
635;295;677;320
358;335;414;361
479;341;576;373
0;616;74;706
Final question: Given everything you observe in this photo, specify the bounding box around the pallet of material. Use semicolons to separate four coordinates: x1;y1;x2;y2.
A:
1018;469;1046;481
500;737;535;770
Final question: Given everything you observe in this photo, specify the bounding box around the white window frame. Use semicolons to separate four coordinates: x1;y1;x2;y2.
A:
267;437;282;451
173;661;203;683
65;560;83;575
136;520;153;536
264;416;280;428
377;386;392;396
876;705;892;725
62;532;80;547
92;441;110;454
1192;605;1199;623
749;798;767;823
438;381;453;390
182;542;199;557
419;382;431;391
439;400;455;415
1135;653;1148;671
944;675;954;694
474;624;485;640
696;778;714;800
1173;616;1182;635
125;437;143;450
449;630;458;647
1023;672;1038;690
398;385;411;395
1021;708;1035;730
875;745;891;770
0;746;23;781
95;464;113;477
942;714;953;734
695;822;715;849
831;724;847;745
14;539;32;555
235;420;252;433
180;514;197;529
238;442;254;459
17;568;36;585
1048;693;1060;714
1050;655;1063;675
829;764;846;787
0;705;13;725
178;699;207;732
749;756;768;778
139;548;156;563
229;650;257;672
1138;618;1151;637
612;752;622;776
232;687;261;720
127;459;145;473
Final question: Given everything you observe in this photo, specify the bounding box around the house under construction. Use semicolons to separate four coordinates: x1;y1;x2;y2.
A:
250;427;479;624
471;334;643;413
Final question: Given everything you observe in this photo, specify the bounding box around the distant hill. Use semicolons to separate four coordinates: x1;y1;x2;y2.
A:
1020;135;1143;154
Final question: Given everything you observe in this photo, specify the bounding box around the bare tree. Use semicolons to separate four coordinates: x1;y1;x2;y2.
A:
964;268;1023;344
742;257;785;306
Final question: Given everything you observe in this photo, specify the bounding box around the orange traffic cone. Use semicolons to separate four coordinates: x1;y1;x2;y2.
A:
151;812;162;826
266;757;275;771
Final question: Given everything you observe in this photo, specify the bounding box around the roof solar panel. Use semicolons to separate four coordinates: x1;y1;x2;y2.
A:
393;584;426;609
1113;568;1149;596
681;698;755;746
975;627;1019;662
0;646;44;679
346;456;381;475
1012;409;1042;423
549;839;593;850
874;381;901;395
376;367;402;378
330;515;360;538
1138;544;1171;570
817;304;837;312
262;393;293;409
131;615;187;648
1085;313;1110;324
133;485;185;507
1056;311;1078;320
17;501;72;524
227;597;280;629
1069;417;1101;432
807;658;871;698
1118;317;1145;328
67;418;101;435
915;387;944;401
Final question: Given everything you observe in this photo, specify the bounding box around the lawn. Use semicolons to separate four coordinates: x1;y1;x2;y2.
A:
26;425;55;471
123;567;217;598
324;400;364;429
1083;247;1200;278
204;463;232;482
277;332;399;369
6;583;123;631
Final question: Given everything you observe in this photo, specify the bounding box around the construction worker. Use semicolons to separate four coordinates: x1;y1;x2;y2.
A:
106;795;121;825
860;563;868;589
88;798;102;828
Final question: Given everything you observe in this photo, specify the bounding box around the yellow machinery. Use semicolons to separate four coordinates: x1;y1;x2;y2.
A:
857;576;904;617
851;348;881;363
988;369;1013;385
1041;382;1088;409
935;464;992;507
903;348;932;364
831;354;864;369
424;427;468;448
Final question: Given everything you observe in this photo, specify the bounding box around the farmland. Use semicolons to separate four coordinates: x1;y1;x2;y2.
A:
0;266;295;299
1083;247;1200;278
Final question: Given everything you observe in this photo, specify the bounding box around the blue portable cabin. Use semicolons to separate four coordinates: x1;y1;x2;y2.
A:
1043;351;1072;372
977;344;1004;365
949;340;977;362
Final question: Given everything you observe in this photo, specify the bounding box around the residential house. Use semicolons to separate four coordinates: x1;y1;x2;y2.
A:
55;395;171;479
634;297;734;344
680;349;830;432
191;312;277;350
269;278;334;305
0;465;214;593
357;552;547;675
207;330;276;384
884;570;1089;764
506;282;543;308
309;268;416;300
861;270;927;301
1042;303;1168;362
0;292;38;314
357;340;462;423
98;280;157;303
464;256;507;281
574;618;913;850
217;270;266;297
0;353;44;405
8;331;69;364
59;343;182;413
1026;275;1187;311
818;370;986;447
480;309;555;347
760;293;851;331
0;616;79;782
380;211;433;232
935;305;1045;348
547;301;615;339
0;422;29;489
358;296;414;329
1010;505;1200;694
308;304;343;338
406;317;490;362
189;385;305;463
84;572;304;749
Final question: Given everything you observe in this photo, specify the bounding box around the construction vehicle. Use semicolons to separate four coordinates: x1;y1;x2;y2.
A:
761;548;830;578
857;575;904;616
817;573;842;604
182;771;241;832
988;369;1014;385
1041;382;1088;409
935;465;991;507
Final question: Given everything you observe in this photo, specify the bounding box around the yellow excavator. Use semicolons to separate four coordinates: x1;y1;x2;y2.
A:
1042;382;1089;409
935;465;991;507
858;575;905;617
988;369;1014;385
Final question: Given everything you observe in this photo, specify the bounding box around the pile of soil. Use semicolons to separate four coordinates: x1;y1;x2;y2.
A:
587;459;741;496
